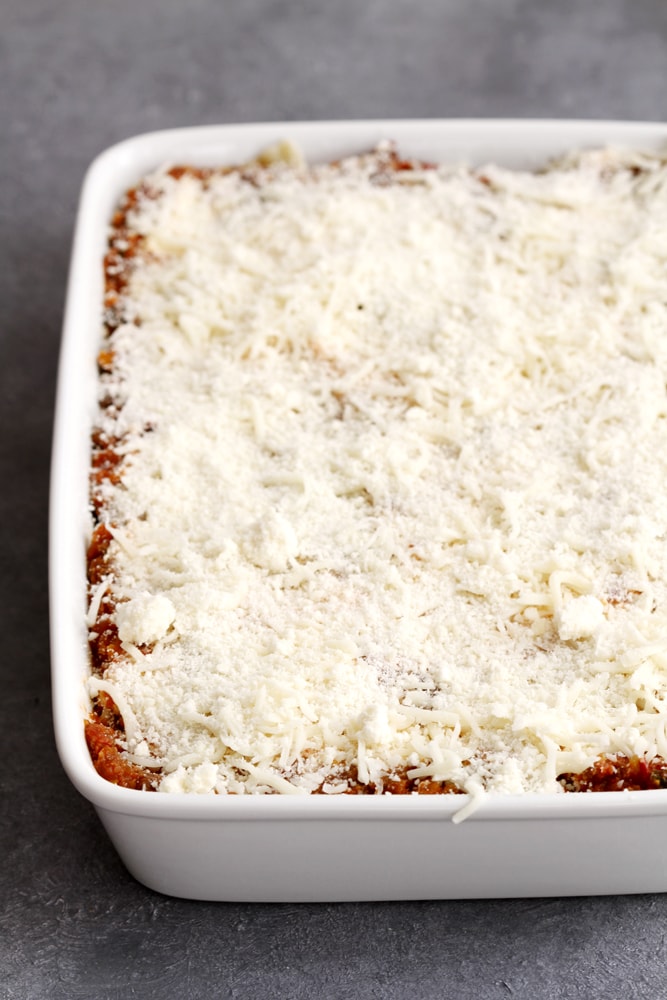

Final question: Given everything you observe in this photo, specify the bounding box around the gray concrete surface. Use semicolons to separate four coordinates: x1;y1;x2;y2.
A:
2;1;667;997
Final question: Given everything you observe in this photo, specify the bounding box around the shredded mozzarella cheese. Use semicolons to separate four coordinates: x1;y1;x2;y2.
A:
91;142;667;797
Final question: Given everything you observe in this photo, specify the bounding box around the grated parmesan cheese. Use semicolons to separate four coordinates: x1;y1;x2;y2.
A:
90;142;667;797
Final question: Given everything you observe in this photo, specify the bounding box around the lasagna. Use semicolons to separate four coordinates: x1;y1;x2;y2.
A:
86;140;667;803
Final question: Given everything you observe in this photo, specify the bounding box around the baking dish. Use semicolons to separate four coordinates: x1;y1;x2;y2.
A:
50;119;667;901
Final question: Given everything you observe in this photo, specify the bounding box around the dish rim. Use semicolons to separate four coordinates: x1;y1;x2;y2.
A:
50;117;667;824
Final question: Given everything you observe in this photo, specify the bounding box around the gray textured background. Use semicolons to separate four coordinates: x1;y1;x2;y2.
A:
3;1;667;997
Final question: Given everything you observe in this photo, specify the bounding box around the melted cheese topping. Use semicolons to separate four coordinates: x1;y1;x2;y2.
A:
92;143;667;796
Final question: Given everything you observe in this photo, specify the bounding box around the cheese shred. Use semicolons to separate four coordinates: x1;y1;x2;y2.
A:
90;142;667;803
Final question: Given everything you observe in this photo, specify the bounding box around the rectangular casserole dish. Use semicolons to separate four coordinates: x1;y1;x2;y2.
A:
51;118;667;901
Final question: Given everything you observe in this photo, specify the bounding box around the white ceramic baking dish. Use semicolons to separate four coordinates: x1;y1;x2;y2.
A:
50;119;667;901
